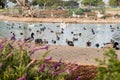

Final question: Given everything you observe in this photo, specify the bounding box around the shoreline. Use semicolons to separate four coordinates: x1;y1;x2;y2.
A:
0;15;120;24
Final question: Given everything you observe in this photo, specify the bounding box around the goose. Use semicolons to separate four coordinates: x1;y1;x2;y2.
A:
97;11;104;18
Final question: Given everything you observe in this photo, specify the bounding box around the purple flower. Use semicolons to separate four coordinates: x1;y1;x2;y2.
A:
0;63;3;68
0;44;4;50
29;48;40;56
17;74;27;80
24;44;31;48
0;41;4;50
39;45;49;50
54;59;62;70
44;57;52;62
29;45;49;56
76;77;81;80
38;64;46;73
53;68;67;76
24;38;27;42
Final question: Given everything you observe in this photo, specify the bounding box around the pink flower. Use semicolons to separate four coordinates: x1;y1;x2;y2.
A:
38;64;46;73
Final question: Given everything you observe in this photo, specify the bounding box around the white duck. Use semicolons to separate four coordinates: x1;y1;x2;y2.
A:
97;11;104;18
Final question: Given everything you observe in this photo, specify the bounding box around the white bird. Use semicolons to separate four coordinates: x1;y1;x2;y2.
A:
60;22;68;29
97;11;104;18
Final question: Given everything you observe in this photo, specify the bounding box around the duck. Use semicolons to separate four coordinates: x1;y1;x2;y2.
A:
25;33;34;42
66;39;74;46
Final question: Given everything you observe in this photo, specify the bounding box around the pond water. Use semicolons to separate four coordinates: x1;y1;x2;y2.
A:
0;20;120;48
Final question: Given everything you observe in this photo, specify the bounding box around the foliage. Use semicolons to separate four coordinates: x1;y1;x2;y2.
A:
69;8;91;16
32;0;63;7
109;0;120;7
81;0;104;6
93;48;120;80
0;39;79;80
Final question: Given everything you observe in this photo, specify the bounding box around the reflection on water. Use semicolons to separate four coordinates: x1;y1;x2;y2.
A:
0;20;120;48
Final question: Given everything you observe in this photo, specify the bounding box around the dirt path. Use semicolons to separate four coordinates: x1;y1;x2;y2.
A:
31;45;120;65
0;15;120;24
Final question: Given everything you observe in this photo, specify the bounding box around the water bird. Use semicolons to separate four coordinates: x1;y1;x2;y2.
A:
79;33;81;36
19;25;21;28
39;24;42;26
20;33;23;35
25;33;34;42
56;35;60;40
56;25;60;27
10;32;16;41
91;29;95;35
86;41;91;47
97;11;104;18
117;27;119;29
74;33;79;36
61;31;64;34
66;39;74;46
95;43;99;48
29;28;32;31
60;22;67;29
83;27;86;30
73;37;78;41
11;26;14;28
110;25;112;27
52;40;56;44
35;39;43;44
28;24;35;27
113;42;119;50
43;39;48;44
51;30;54;33
71;32;74;34
72;11;80;18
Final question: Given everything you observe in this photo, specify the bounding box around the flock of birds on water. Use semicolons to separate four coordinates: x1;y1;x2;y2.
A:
1;21;120;49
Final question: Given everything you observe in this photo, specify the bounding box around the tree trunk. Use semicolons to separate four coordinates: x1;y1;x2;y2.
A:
43;3;46;10
15;0;34;17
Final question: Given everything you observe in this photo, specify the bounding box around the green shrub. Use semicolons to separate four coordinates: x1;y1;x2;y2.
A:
0;39;78;80
93;48;120;80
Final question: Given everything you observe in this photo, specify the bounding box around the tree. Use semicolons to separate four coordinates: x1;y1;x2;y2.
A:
0;0;6;8
109;0;120;7
81;0;104;6
32;0;63;9
14;0;34;17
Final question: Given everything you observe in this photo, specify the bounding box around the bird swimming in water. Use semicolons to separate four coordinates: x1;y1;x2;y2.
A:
25;33;34;42
10;32;16;41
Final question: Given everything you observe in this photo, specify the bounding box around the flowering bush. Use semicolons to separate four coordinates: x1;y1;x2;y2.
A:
94;48;120;80
0;39;79;80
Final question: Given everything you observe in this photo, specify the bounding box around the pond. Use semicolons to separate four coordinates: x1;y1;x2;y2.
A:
0;20;120;48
